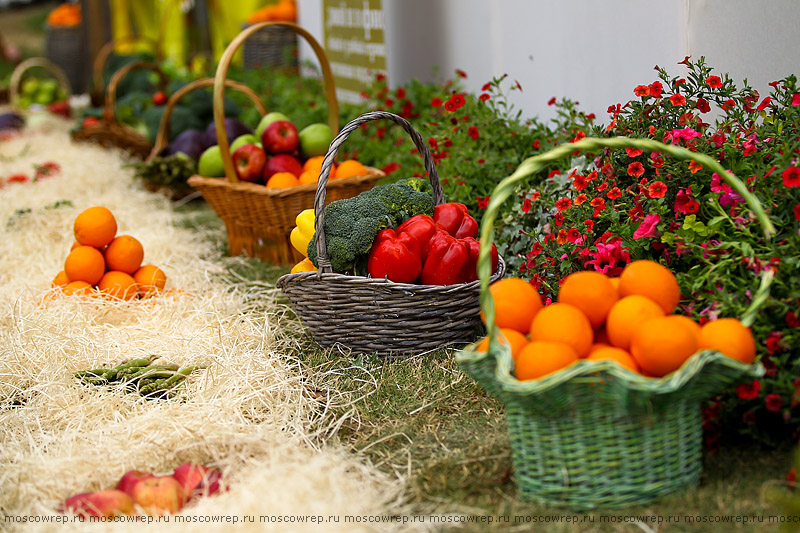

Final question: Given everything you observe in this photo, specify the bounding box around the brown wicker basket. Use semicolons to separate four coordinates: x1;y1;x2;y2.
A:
187;22;385;265
142;77;268;199
276;111;506;356
45;24;84;94
71;61;168;160
9;57;72;113
90;35;162;107
241;23;298;69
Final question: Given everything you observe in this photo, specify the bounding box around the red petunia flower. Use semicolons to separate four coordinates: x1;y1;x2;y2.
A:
627;161;645;178
625;147;643;157
556;229;568;244
793;203;800;221
669;94;687;106
476;196;490;209
381;162;400;175
589;197;605;208
586;170;598;181
757;97;772;111
765;394;783;412
479;93;490;101
468;126;479;140
431;97;443;108
455;69;467;79
648;181;667;198
477;159;485;164
555;197;573;212
547;169;561;178
786;311;800;328
584;219;594;232
575;193;588;205
530;191;540;201
547;96;556;106
607;187;622;200
792;92;800;106
648;81;663;98
675;187;699;215
721;99;736;111
522;198;532;213
573;174;588;191
572;130;586;143
782;166;800;187
634;85;650;97
633;213;661;239
532;140;541;149
706;75;723;89
695;97;711;113
553;213;564;226
481;82;491;91
395;87;406;99
688;160;703;174
650;152;664;167
736;380;761;400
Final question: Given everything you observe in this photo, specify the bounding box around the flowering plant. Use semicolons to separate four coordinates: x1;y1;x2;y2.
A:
502;57;799;446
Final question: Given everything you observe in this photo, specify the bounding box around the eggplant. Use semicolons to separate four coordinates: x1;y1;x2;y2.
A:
201;118;253;150
165;129;206;161
0;112;24;131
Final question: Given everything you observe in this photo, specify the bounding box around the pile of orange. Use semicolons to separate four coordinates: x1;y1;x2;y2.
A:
47;3;81;27
269;157;368;189
478;260;756;381
51;207;167;300
247;0;297;23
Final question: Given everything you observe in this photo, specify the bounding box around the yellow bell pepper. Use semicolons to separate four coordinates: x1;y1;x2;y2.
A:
290;208;315;258
290;258;317;274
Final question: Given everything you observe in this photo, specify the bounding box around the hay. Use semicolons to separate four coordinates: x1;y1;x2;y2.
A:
0;124;423;532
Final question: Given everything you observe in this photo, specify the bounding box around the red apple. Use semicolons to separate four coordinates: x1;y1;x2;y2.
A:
262;154;303;181
232;144;268;183
152;91;167;106
131;476;186;516
260;120;299;155
61;490;135;518
115;469;155;497
172;462;223;501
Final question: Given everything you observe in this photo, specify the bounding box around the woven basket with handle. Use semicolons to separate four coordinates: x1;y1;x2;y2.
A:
276;111;506;356
455;136;774;509
71;61;169;160
142;77;267;200
9;57;72;113
241;23;298;69
187;22;384;265
45;24;84;94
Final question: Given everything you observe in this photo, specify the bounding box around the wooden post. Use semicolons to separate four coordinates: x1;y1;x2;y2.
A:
80;0;111;93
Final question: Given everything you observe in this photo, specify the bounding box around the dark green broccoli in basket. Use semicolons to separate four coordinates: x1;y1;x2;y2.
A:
307;179;435;274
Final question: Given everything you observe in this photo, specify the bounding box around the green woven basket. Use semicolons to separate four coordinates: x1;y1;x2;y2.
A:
455;136;773;510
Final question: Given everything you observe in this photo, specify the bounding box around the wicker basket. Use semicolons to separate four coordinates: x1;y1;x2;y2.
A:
9;57;73;113
276;111;506;356
241;23;298;69
90;35;162;107
71;61;168;160
45;24;84;94
142;77;267;199
455;136;774;509
187;22;384;265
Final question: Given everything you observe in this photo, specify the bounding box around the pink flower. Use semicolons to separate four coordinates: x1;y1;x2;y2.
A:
792;93;800;106
666;127;701;143
633;213;662;239
584;238;631;275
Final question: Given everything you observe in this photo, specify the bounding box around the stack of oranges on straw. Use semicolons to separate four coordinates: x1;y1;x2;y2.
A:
478;260;756;380
51;206;167;300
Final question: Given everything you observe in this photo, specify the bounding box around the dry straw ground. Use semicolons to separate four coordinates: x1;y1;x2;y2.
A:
0;118;422;532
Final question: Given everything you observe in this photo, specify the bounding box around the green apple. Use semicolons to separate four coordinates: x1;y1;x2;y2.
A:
198;145;226;177
299;123;334;158
230;133;259;152
21;78;40;96
256;112;291;140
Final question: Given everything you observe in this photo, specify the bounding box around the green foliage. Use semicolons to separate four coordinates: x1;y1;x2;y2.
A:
307;180;434;273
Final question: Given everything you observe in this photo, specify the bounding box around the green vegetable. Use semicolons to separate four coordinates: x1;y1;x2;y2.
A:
73;357;197;399
307;179;435;273
142;105;204;143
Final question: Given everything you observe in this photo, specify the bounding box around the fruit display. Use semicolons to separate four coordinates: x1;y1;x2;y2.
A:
74;355;197;398
479;260;757;380
51;206;168;299
291;182;499;284
60;463;222;518
15;76;69;110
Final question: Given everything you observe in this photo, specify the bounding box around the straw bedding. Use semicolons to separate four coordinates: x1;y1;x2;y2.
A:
0;118;422;532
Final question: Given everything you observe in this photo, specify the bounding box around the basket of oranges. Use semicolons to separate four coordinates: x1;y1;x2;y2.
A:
456;137;771;509
187;22;384;265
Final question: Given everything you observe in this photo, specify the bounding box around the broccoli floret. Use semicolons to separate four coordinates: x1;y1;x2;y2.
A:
307;180;434;273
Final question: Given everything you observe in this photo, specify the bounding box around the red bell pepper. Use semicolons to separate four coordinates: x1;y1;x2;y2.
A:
367;229;422;283
434;203;479;239
395;214;438;261
463;237;499;282
420;229;471;285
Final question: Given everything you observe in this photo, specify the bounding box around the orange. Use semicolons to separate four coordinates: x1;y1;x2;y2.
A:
515;341;579;380
70;241;82;251
62;280;93;296
608;277;620;295
298;170;318;186
529;303;593;357
558;271;619;328
475;328;529;361
303;155;334;174
618;260;681;314
73;206;117;248
272;0;296;21
333;159;367;179
483;277;542;334
133;265;167;298
586;346;640;373
698;318;756;364
52;270;70;287
103;235;144;274
265;171;300;188
630;315;698;377
666;314;701;339
97;271;138;300
589;342;611;354
64;246;105;285
606;295;665;350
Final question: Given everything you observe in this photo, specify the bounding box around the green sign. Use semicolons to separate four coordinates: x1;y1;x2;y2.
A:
323;0;387;103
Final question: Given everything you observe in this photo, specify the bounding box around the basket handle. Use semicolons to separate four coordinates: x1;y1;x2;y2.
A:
9;57;72;111
146;78;268;162
476;137;776;352
213;22;339;184
313;111;445;274
103;61;169;124
92;35;161;97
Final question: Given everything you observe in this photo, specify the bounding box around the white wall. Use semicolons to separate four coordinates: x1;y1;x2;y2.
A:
298;0;800;122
